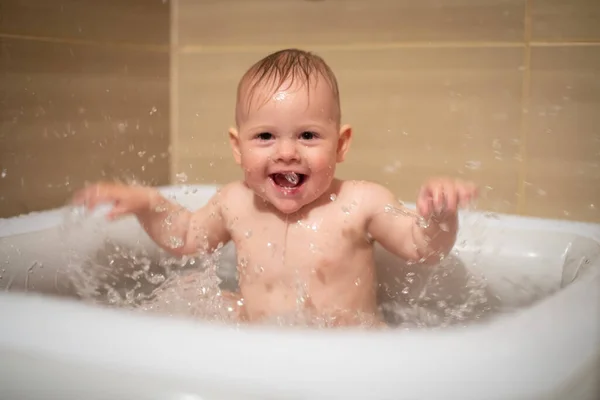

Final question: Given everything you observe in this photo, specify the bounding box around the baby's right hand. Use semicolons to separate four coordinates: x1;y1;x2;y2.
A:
72;182;155;220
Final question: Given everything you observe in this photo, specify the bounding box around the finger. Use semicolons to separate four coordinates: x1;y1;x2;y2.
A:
71;189;87;206
458;182;478;207
106;204;129;221
456;186;469;208
468;182;479;199
417;186;433;217
431;185;445;215
442;183;458;213
86;186;106;210
417;199;432;219
74;188;98;210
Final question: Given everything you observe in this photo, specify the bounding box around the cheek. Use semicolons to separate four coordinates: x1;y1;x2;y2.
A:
240;155;271;185
240;148;267;170
305;147;336;172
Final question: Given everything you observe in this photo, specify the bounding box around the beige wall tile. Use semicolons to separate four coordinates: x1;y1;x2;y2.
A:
532;0;600;41
1;0;170;45
175;47;523;213
524;47;600;222
176;0;524;47
0;40;170;218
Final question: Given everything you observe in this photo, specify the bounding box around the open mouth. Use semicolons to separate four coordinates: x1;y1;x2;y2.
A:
270;172;307;189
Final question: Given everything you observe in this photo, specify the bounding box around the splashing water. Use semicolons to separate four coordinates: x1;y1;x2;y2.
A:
60;204;242;326
49;194;545;332
284;172;299;185
383;204;430;229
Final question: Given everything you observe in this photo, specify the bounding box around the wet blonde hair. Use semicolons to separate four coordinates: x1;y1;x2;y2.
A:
235;48;341;126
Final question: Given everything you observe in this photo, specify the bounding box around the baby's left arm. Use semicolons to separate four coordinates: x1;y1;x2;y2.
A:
364;178;477;263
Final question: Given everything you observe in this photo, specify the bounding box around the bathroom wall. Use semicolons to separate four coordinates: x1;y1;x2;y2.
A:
0;0;171;218
171;0;600;223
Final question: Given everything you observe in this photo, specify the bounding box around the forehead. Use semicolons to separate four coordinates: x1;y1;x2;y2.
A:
237;75;339;125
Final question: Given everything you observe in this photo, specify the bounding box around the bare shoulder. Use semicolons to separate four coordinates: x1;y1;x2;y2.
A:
335;180;398;220
217;180;251;198
213;181;255;215
338;180;397;206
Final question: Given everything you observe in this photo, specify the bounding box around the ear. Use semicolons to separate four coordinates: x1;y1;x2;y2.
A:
229;127;242;165
336;124;352;163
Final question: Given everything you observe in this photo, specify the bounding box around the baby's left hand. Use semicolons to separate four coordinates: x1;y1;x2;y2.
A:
417;178;478;219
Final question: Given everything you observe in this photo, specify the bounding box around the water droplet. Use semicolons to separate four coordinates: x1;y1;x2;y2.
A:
341;206;351;214
245;230;253;238
465;160;481;170
383;160;402;173
589;204;595;210
284;172;299;185
175;172;188;184
117;121;128;133
167;236;184;249
383;204;430;228
536;188;547;196
149;106;157;115
354;278;361;286
329;193;337;201
1;169;6;178
309;243;318;253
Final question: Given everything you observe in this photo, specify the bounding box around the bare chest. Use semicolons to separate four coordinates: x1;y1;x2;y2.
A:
231;209;371;288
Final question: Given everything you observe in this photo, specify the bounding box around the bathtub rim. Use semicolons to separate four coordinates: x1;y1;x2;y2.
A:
1;184;599;240
0;265;597;400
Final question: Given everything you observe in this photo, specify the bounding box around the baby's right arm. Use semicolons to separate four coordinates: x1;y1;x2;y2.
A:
72;182;230;256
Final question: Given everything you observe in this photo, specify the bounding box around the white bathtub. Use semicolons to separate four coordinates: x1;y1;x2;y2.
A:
0;184;599;400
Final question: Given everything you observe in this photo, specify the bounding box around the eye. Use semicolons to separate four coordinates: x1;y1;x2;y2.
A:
300;131;318;140
256;132;273;141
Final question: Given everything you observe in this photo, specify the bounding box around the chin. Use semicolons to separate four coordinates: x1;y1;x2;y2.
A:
270;198;307;215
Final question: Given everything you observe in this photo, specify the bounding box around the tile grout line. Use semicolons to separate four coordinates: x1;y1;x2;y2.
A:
3;32;600;52
177;40;600;54
0;33;170;52
169;0;180;183
178;41;524;53
517;0;533;216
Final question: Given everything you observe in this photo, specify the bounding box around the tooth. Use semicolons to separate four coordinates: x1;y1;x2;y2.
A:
284;172;299;185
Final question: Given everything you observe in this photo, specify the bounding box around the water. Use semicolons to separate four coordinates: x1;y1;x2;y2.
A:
383;204;430;229
284;172;299;185
53;204;518;331
61;236;503;330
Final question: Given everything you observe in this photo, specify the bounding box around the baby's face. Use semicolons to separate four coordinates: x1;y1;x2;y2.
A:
230;77;350;214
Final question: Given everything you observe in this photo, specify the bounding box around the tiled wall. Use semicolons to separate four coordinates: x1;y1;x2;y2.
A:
172;0;600;223
0;0;171;218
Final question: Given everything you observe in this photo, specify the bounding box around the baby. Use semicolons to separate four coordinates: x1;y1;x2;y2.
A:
73;49;477;328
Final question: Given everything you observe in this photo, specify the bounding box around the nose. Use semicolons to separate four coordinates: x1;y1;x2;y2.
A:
274;139;299;163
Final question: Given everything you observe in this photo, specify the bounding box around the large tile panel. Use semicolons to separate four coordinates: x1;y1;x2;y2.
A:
0;39;170;217
0;0;170;46
524;47;600;222
175;47;523;213
177;0;524;47
532;0;600;42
